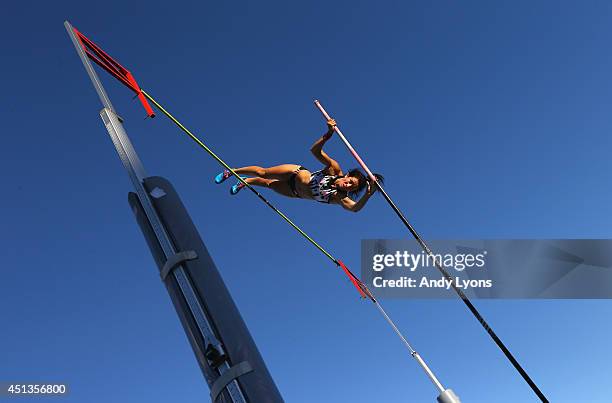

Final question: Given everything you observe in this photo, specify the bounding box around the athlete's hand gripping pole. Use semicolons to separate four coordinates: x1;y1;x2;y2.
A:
314;100;378;186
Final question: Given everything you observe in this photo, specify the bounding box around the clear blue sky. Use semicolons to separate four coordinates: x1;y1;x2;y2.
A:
2;1;612;402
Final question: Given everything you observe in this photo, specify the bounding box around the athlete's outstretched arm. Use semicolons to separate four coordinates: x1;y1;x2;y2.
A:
311;119;342;175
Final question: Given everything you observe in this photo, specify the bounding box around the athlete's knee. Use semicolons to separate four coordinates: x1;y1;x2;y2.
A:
257;167;268;177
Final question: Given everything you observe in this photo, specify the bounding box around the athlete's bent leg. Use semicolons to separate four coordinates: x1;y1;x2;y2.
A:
242;178;295;199
268;180;296;198
245;177;275;188
233;164;301;180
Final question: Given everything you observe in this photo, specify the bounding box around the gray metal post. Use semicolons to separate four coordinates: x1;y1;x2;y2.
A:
99;108;247;402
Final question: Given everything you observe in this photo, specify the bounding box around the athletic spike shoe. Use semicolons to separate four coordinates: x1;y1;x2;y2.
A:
214;169;232;184
230;181;246;195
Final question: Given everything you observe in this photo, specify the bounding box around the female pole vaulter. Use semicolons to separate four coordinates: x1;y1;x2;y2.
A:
214;119;384;212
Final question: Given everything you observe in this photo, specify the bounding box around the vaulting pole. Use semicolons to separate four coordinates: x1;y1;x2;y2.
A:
314;100;549;403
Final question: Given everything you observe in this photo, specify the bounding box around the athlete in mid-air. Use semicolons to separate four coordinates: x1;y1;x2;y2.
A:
214;119;384;212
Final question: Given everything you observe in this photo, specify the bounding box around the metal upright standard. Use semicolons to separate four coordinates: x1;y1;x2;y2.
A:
65;21;282;403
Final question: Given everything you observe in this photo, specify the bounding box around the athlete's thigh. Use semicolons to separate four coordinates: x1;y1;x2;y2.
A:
268;180;296;198
264;164;302;180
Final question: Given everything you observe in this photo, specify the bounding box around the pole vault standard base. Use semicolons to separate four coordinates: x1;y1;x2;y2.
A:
437;389;461;403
